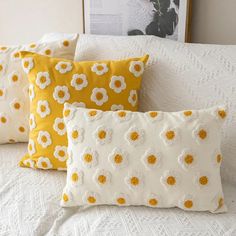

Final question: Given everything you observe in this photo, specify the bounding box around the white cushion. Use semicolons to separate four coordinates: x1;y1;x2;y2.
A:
0;35;77;144
61;103;227;213
74;34;236;183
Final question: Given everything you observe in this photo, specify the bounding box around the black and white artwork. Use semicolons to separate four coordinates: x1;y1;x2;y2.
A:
84;0;190;42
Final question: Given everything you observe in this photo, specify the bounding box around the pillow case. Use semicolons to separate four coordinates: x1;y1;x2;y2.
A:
19;52;149;170
0;35;78;144
61;103;227;213
74;34;236;184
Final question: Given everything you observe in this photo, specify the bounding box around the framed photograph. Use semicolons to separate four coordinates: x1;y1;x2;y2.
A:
83;0;192;42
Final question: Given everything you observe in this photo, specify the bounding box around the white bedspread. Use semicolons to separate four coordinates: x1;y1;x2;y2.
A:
0;144;236;236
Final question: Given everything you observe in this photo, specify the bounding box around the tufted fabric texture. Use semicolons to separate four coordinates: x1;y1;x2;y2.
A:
74;34;236;183
0;143;236;236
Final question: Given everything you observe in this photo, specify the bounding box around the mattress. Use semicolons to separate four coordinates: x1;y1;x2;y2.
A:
0;144;236;236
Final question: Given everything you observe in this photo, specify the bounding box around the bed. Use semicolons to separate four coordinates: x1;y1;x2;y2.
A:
0;144;236;236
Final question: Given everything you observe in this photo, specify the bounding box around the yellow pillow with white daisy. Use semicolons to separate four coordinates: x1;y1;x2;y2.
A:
19;51;149;170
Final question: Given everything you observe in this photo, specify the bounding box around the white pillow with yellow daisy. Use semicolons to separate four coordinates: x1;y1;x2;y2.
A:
61;103;227;213
0;35;78;144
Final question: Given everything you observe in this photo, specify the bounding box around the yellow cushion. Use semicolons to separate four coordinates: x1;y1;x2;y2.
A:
19;51;149;170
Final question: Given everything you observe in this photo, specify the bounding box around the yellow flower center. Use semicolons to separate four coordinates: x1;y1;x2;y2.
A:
14;52;20;58
72;130;79;139
30;43;36;48
184;154;194;164
12;75;18;82
96;65;104;71
0;65;3;71
149;198;158;206
61;64;67;69
58;90;65;98
167;176;176;185
58;150;65;157
14;103;21;110
98;175;106;184
63;40;69;47
40;76;47;83
218;110;226;119
71;173;78;182
9;139;15;143
58;122;65;130
0;46;7;50
117;197;126;205
149;112;158;118
87;196;96;204
0;116;7;123
184;111;192;116
84;154;93;163
89;110;97;117
96;92;103;100
199;176;208;185
40;105;46;112
130;131;139;141
45;49;51;55
118;111;126;117
64;109;70;117
114;154;123;164
41;161;48;168
63;193;69;202
114;80;122;88
198;129;207;139
134;64;141;72
76;78;83;85
147;155;157;164
41;135;47;143
218;198;224;208
216;154;222;163
19;126;25;132
24;61;29;68
165;131;175;140
0;89;3;96
98;130;106;139
130;177;139;186
184;200;193;208
132;93;137;101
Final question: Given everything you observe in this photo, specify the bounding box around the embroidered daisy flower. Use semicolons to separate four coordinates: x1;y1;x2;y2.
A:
128;90;138;107
29;84;35;101
195;172;210;188
0;46;8;53
109;76;126;93
142;149;162;169
28;139;36;156
94;126;112;145
180;110;197;122
53;86;70;104
61;190;73;205
93;169;111;187
213;106;227;121
179;195;195;210
71;73;88;90
85;109;103;121
146;193;161;208
129;61;144;77
0;113;8;125
8;71;21;85
160;127;179;146
69;126;84;144
10;99;23;112
160;170;179;189
0;60;6;75
80;147;98;168
145;111;163;122
192;125;208;143
125;171;143;190
18;125;27;134
72;102;86;108
53;117;66;136
113;110;132;122
108;147;128;169
55;61;72;74
22;57;34;74
54;145;67;162
125;126;145;146
63;105;75;123
111;104;124;111
0;87;6;100
29;114;36;131
83;191;99;205
90;88;108;106
37;131;52;148
11;51;21;61
178;149;196;170
37;156;53;169
43;48;53;56
69;168;84;186
23;158;35;169
212;150;223;166
114;193;130;206
35;72;51;89
37;100;50;118
91;63;108;76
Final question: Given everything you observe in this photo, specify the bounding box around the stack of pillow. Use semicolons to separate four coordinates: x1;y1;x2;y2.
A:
0;34;228;213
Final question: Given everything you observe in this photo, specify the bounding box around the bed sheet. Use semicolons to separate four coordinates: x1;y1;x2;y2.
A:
0;144;236;236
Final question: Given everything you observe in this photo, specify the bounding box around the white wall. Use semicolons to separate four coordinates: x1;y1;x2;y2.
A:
0;0;84;45
191;0;236;44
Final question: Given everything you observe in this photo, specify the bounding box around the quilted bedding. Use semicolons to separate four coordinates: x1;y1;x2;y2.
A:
0;144;236;236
